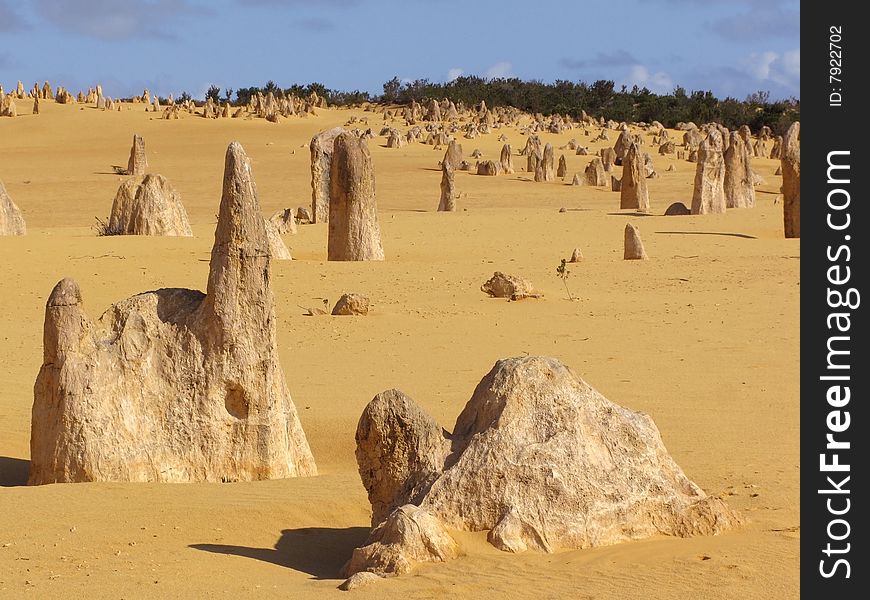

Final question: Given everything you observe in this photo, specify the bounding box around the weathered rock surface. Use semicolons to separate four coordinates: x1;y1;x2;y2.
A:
781;122;800;238
442;140;464;170
690;130;726;215
619;143;649;212
624;223;648;259
476;160;500;176
347;357;739;578
0;179;27;235
481;272;540;300
126;134;148;176
584;158;606;186
723;132;755;209
29;142;317;484
332;293;371;316
270;208;298;235
327;133;385;261
310;127;345;224
264;218;292;260
108;174;192;236
499;144;514;174
437;160;456;212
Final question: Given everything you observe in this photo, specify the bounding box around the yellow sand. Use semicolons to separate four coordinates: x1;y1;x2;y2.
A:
0;101;798;599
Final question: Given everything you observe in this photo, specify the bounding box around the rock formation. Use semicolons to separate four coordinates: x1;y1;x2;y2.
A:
569;247;583;262
624;223;648;259
438;161;456;212
781;122;800;238
270;208;298;235
327;133;385;261
343;357;739;582
557;154;568;178
310;127;345;224
723;132;755;209
619;143;649;212
600;147;615;171
442;140;464;170
534;144;555;182
264;219;292;260
107;174;192;236
584;158;606;186
664;202;691;216
332;293;371;316
481;272;539;300
126;134;148;176
477;160;499;176
690;129;726;215
29;142;318;484
0;179;27;235
499;144;514;174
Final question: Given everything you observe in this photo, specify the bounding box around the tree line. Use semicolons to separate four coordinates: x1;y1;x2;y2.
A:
185;75;798;134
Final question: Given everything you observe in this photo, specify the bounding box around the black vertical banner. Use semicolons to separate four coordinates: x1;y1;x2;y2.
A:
803;3;867;596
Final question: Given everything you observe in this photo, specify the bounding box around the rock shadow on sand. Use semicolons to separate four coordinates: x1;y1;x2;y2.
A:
655;231;758;239
190;526;369;579
0;457;30;486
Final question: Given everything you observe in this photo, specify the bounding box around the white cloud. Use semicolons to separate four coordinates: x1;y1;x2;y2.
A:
743;48;799;92
447;67;463;82
485;61;513;79
624;64;673;93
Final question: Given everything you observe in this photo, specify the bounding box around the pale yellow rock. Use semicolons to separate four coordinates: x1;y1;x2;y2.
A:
29;142;317;484
108;174;192;236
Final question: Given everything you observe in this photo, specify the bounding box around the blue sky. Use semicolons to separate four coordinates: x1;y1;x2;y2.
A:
0;0;799;101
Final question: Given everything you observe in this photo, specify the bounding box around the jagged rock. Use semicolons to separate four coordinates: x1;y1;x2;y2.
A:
575;146;589;156
659;141;675;155
328;133;385;261
270;208;298;235
1;95;18;117
624;223;648;259
107;174;192;236
481;272;540;300
569;247;583;262
534;144;555;182
32;95;39;115
600;147;615;171
527;150;540;174
683;129;702;151
664;202;691;216
438;161;456;212
264;219;292;260
557;154;568;178
310;127;345;224
476;160;500;176
499;144;514;174
338;571;383;591
611;175;622;192
782;122;800;238
442;140;464;170
29;142;317;484
770;136;783;159
332;293;370;316
619;143;649;212
690;129;726;215
341;505;458;578
471;149;483;159
296;206;313;224
348;357;739;578
723;132;755;209
584;158;606;186
126;134;148;176
613;129;633;163
571;173;582;186
0;179;27;235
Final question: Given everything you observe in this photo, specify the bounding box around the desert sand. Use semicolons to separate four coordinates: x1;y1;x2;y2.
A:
0;99;798;598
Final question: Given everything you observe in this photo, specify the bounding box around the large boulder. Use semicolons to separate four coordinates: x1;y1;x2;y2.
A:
584;158;606;186
29;142;317;484
346;357;739;579
327;133;385;261
442;140;464;170
499;144;514;174
624;223;648;260
107;174;192;236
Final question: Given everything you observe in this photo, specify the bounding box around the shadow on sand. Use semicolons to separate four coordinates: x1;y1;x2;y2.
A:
190;526;369;580
0;457;30;487
654;230;757;239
